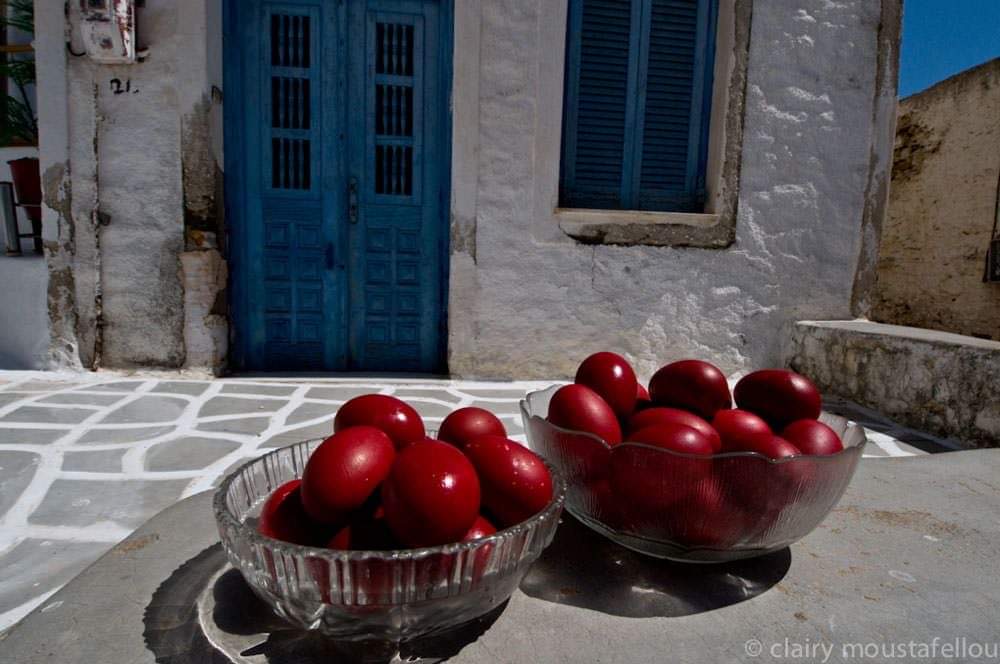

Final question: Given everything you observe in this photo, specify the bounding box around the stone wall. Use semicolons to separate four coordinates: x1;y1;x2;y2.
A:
872;59;1000;340
449;0;901;380
786;320;1000;448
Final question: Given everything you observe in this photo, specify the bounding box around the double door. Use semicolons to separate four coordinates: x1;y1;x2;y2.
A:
226;0;450;371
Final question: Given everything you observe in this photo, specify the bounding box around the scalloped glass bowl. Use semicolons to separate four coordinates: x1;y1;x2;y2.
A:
214;438;566;640
520;385;866;563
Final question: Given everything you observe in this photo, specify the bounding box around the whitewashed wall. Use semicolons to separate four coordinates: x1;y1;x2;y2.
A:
29;0;899;378
448;0;898;380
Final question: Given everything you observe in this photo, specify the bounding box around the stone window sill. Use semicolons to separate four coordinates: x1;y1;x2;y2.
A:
556;208;733;248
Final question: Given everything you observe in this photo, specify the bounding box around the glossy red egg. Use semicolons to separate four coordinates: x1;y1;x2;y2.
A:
626;424;716;457
300;426;396;525
258;479;324;545
734;370;822;430
610;424;714;517
634;383;653;412
736;433;802;459
782;419;843;455
713;409;773;452
462;515;498;542
661;475;748;548
648;360;732;420
437;407;507;449
547;383;622;445
382;439;481;547
627;407;722;452
463;435;554;527
334;394;426;449
575;352;638;419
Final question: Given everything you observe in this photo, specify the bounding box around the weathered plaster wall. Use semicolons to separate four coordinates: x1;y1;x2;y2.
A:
787;320;1000;448
872;59;1000;340
37;0;226;371
448;0;901;380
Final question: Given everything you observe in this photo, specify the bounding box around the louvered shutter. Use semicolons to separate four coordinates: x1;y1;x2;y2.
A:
560;0;633;209
560;0;717;213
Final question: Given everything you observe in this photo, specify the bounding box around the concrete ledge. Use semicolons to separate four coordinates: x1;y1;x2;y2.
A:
785;320;1000;449
556;208;734;247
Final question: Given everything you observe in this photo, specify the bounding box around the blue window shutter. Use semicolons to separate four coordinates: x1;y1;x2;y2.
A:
637;0;716;211
561;0;718;213
560;0;633;209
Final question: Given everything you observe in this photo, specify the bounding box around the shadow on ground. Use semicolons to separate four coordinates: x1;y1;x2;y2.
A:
143;544;504;664
519;514;791;617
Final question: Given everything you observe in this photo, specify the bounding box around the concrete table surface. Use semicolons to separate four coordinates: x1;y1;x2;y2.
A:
0;372;940;632
3;450;999;664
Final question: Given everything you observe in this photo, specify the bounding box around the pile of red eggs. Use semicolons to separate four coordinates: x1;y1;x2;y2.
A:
257;395;553;551
546;353;846;546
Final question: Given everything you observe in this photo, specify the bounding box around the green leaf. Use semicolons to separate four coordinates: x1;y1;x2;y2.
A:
0;0;34;35
0;94;36;145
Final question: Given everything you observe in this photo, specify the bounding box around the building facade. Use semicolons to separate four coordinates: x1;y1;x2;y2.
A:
16;0;901;379
873;58;1000;341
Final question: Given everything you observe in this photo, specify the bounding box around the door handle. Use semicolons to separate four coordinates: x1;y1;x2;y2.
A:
348;176;359;224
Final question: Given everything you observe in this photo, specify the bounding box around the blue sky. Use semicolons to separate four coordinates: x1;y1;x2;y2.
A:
898;0;1000;97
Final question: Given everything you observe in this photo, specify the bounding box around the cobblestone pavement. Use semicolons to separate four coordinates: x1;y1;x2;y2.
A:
0;371;947;631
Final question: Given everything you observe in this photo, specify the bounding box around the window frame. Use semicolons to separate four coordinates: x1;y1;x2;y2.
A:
558;0;720;214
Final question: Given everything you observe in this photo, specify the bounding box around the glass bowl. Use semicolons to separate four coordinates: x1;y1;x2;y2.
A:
213;438;566;640
520;385;865;563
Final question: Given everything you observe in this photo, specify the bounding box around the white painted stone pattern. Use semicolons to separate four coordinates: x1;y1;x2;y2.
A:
448;0;884;380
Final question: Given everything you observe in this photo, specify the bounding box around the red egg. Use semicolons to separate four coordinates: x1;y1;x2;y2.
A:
734;370;822;430
626;424;716;457
575;352;638;419
300;426;396;525
627;407;721;452
610;424;714;518
463;435;554;527
736;433;802;459
547;383;622;445
382;439;480;547
713;409;773;452
634;383;653;413
258;479;325;545
462;515;498;541
334;394;426;449
325;505;399;551
782;419;843;455
437;407;507;449
648;360;732;420
661;475;748;548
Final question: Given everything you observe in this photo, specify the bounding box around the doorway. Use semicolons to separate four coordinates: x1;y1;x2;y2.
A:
224;0;452;372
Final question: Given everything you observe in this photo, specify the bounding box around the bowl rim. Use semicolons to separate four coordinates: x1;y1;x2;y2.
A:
519;384;868;465
213;437;568;561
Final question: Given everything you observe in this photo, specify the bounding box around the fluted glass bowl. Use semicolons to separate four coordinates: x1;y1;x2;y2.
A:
213;438;566;640
520;385;865;563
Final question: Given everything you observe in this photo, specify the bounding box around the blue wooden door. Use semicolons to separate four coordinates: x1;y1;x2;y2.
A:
225;0;450;372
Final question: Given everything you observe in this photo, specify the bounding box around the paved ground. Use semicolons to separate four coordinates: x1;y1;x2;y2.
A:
0;371;951;632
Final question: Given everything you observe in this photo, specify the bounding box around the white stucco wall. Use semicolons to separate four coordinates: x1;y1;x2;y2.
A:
448;0;893;380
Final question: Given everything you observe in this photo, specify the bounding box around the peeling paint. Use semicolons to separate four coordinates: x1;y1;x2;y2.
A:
180;95;218;232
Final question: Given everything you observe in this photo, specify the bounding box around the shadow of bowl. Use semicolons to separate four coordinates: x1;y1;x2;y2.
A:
144;544;506;664
519;514;791;618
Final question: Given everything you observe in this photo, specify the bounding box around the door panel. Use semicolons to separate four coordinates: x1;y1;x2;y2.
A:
226;0;448;373
348;0;446;372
